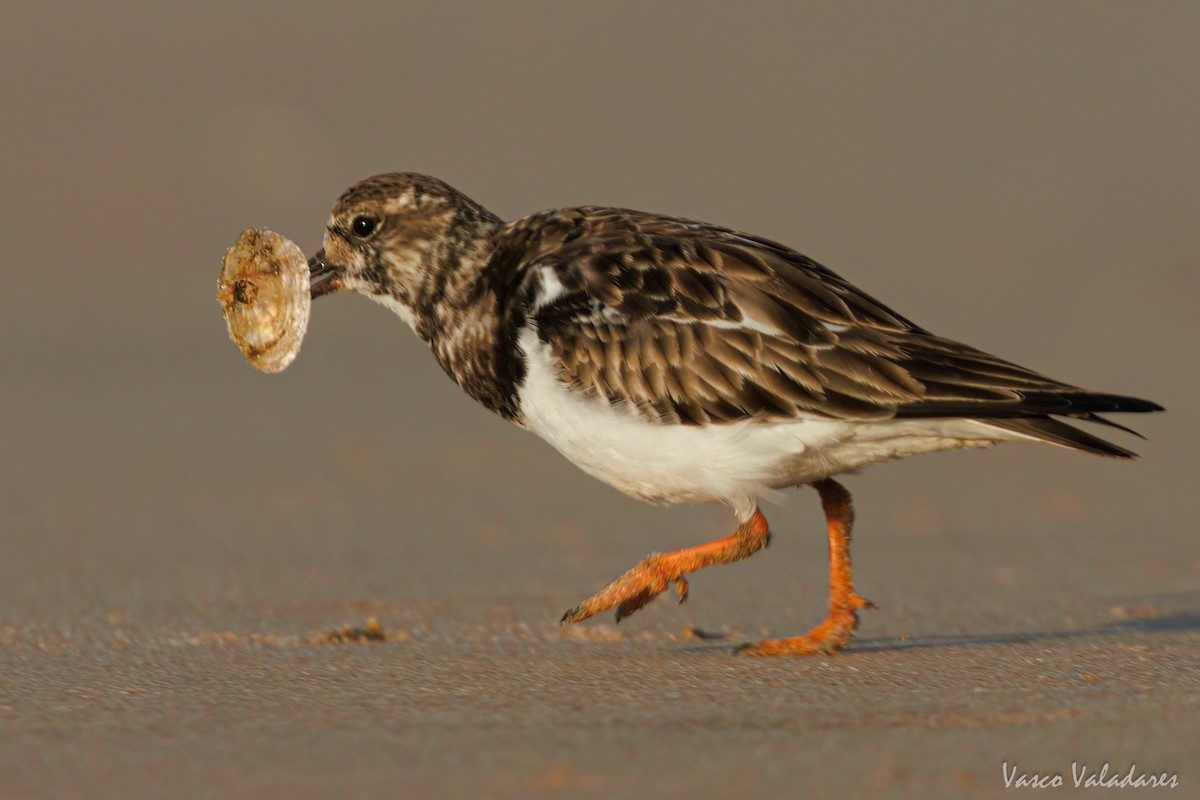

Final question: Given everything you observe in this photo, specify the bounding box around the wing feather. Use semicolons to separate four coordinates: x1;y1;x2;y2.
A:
496;207;1159;440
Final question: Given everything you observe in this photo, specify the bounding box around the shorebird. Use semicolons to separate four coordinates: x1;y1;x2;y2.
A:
307;172;1162;655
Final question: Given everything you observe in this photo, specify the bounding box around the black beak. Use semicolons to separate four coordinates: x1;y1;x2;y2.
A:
308;249;343;298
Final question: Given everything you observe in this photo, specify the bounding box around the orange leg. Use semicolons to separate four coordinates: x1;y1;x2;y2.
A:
739;478;874;656
561;508;772;624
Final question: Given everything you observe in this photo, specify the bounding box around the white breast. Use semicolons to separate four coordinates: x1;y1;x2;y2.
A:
516;328;1014;520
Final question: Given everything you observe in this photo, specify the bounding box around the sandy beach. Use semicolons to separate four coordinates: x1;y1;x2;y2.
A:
2;4;1198;797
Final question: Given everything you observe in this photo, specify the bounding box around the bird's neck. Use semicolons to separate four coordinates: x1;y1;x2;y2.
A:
409;215;528;421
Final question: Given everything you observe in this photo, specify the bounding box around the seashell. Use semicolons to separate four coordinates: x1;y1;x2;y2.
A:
216;228;311;373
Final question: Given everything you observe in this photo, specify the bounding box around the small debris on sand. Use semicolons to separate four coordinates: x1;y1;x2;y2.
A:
1108;604;1159;621
682;625;732;641
318;616;400;644
165;618;409;649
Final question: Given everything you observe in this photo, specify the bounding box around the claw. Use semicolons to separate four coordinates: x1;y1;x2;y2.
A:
560;604;590;625
850;594;877;610
674;576;690;604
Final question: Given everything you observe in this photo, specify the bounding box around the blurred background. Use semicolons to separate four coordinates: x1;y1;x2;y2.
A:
1;2;1197;797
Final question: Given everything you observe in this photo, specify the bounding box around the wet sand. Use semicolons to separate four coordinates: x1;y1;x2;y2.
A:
2;3;1198;798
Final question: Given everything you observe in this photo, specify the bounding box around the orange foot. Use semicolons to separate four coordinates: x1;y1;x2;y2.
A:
738;594;876;656
561;510;771;625
739;478;874;656
561;553;691;624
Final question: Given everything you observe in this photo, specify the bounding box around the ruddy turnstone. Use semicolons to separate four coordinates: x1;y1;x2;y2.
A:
307;172;1162;656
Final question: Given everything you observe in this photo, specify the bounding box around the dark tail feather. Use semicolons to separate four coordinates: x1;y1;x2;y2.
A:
1058;393;1164;415
900;392;1164;419
1068;411;1146;440
984;417;1140;459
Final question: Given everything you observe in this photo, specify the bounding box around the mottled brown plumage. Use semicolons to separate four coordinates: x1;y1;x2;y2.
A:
490;205;1159;453
306;172;1162;656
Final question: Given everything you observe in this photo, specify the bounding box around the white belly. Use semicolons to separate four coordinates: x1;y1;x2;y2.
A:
516;328;1010;519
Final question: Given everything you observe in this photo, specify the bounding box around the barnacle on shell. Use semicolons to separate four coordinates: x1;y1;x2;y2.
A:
216;228;311;373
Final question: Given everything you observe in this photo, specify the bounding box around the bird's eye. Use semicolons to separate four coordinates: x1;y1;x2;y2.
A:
351;215;379;238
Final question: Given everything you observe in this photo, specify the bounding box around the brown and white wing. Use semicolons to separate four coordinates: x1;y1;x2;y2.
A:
517;208;1160;453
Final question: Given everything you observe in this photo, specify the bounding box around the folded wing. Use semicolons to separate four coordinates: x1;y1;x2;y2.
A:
512;207;1161;456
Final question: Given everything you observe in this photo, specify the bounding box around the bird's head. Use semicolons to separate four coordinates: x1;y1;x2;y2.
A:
308;173;500;319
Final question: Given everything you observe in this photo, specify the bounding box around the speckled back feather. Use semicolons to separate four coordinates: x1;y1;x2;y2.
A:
488;206;1160;454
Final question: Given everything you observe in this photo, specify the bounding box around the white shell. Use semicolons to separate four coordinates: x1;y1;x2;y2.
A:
217;228;311;373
